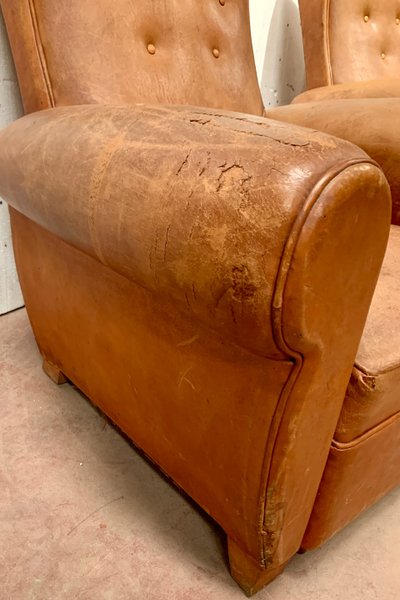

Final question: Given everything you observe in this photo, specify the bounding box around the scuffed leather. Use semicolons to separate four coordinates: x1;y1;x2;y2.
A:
0;103;382;357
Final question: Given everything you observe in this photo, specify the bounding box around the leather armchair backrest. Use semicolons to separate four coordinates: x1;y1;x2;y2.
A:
0;0;263;115
299;0;400;89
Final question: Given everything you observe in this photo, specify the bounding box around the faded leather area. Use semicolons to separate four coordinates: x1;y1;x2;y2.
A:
267;98;400;224
335;226;400;442
0;0;263;116
0;103;375;358
299;0;400;88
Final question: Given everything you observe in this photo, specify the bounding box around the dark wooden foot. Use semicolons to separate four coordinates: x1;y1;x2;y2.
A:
42;359;67;385
228;538;286;596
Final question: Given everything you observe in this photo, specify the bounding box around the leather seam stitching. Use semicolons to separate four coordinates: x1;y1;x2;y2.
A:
27;0;55;107
332;410;400;449
354;361;400;377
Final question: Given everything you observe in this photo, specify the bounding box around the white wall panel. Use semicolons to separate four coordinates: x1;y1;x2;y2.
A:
250;0;306;107
0;11;23;314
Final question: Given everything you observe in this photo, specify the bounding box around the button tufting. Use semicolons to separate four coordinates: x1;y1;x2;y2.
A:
212;48;220;58
147;43;156;55
219;0;226;5
364;15;369;22
381;52;386;59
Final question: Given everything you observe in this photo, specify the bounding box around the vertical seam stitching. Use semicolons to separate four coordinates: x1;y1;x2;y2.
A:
324;0;334;85
27;0;55;107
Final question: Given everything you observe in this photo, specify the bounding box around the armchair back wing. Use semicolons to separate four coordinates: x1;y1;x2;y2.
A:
299;0;400;88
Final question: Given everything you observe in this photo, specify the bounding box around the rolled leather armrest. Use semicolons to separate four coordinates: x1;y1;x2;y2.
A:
266;98;400;225
293;78;400;104
0;104;391;356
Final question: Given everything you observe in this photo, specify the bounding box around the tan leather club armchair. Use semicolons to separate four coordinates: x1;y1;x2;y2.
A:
0;1;393;595
267;0;400;553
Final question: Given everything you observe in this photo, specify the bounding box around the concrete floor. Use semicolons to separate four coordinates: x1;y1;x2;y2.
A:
1;308;399;600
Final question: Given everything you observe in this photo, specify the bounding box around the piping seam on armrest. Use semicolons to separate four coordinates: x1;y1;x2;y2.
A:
257;157;381;567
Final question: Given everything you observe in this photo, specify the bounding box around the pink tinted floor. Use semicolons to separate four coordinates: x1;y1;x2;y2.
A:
1;308;399;600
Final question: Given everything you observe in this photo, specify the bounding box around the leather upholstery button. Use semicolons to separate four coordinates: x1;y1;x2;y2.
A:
147;43;156;55
219;0;226;5
381;52;386;59
364;15;369;23
212;48;220;58
396;18;400;25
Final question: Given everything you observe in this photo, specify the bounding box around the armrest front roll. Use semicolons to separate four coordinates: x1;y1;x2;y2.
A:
0;104;390;356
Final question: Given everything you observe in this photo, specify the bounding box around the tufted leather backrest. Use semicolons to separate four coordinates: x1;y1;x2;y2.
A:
299;0;400;89
0;0;263;115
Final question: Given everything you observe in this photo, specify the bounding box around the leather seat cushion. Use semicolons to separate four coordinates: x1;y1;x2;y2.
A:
335;226;400;442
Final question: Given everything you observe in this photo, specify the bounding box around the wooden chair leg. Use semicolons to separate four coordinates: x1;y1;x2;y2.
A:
42;358;67;385
228;537;286;596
